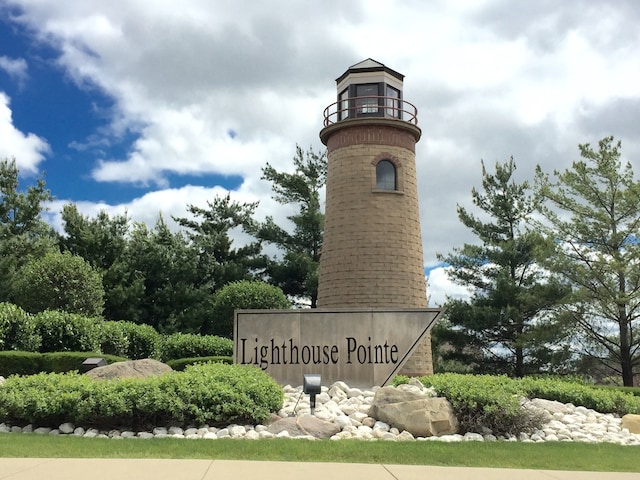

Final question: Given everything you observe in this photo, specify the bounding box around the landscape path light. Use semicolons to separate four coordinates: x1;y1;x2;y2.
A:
81;357;106;372
303;373;321;415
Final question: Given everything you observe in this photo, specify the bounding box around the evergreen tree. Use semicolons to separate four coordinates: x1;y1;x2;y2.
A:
59;203;129;271
251;145;326;307
0;158;57;302
109;216;204;333
438;158;570;377
59;204;130;321
535;136;640;386
174;192;263;296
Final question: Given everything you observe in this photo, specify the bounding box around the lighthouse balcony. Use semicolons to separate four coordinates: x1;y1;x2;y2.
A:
323;95;418;127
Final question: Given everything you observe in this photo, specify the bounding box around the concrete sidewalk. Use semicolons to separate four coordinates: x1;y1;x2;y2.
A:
1;459;639;480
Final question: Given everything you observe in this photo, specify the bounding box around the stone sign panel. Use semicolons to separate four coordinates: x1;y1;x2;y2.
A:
234;308;442;387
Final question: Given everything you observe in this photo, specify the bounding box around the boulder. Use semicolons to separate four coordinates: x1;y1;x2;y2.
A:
85;359;172;380
267;416;340;439
621;414;640;434
368;386;458;437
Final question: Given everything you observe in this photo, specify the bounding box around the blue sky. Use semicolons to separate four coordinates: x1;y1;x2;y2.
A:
2;1;640;306
1;15;245;205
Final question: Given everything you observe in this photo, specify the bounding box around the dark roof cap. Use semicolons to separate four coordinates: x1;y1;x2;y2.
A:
336;58;404;84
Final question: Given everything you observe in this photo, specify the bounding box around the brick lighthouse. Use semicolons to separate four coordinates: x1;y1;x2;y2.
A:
317;59;433;376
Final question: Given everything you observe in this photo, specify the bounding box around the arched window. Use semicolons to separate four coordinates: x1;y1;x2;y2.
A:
376;160;396;190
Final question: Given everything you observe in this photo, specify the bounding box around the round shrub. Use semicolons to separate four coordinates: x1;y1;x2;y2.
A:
160;333;233;361
209;280;290;337
416;373;544;436
12;251;104;316
34;310;102;353
166;363;284;425
119;322;160;360
99;321;130;358
0;302;41;351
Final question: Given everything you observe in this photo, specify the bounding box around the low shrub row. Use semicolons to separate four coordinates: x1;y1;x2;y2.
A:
166;356;233;371
399;374;544;436
394;373;640;435
0;363;283;430
0;303;233;368
0;351;128;377
517;376;640;416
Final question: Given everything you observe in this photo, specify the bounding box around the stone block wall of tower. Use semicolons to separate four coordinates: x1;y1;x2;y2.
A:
317;120;433;376
318;123;426;309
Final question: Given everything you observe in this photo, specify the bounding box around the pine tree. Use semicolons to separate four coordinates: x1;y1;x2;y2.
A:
0;158;57;302
251;145;326;307
438;158;570;377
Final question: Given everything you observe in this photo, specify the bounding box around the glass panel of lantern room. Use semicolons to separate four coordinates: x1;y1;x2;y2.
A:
355;84;380;116
339;89;349;120
386;85;400;118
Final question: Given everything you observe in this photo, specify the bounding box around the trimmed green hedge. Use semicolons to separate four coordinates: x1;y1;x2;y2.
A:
0;351;42;377
41;352;128;374
517;376;640;416
0;351;127;377
0;363;283;430
166;356;233;371
592;385;640;397
160;333;233;361
0;303;231;363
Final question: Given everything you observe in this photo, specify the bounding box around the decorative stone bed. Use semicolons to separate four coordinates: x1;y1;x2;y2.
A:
1;376;639;444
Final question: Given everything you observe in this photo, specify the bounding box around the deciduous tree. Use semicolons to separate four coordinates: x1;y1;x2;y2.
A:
535;136;640;386
12;251;104;316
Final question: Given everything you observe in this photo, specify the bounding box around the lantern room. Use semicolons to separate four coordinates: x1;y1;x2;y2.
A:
323;58;418;126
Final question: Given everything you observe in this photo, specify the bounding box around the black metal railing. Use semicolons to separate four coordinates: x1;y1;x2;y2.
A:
323;95;418;127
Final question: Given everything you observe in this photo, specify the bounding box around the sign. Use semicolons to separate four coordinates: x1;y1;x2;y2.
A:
234;308;442;387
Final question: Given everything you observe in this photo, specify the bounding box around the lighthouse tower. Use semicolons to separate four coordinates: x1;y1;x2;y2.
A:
317;59;433;376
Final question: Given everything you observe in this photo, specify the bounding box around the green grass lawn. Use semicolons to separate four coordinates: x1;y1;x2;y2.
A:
1;434;639;473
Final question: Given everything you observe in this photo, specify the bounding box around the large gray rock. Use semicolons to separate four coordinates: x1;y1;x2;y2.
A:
85;359;172;380
267;416;340;439
368;386;459;437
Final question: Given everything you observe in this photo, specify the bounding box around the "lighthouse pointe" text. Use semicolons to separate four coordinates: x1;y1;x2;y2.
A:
238;336;399;370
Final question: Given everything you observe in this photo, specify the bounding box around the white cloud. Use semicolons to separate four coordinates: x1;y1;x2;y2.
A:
6;0;640;274
0;56;28;86
427;266;472;307
47;178;289;254
0;92;50;173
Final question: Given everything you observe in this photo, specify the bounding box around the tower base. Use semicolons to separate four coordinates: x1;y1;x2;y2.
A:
399;334;434;377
